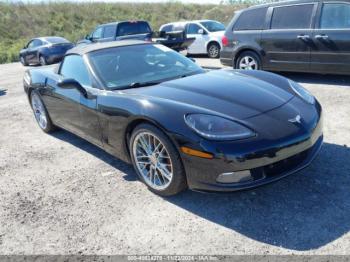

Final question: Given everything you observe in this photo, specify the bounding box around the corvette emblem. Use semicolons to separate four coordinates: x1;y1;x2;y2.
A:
288;115;302;124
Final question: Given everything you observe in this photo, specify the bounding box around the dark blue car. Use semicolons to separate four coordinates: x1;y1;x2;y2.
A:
20;37;74;66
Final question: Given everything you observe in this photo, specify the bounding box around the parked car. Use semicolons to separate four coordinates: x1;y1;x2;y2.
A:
220;0;350;75
160;20;226;58
78;20;194;51
23;40;323;196
20;37;74;66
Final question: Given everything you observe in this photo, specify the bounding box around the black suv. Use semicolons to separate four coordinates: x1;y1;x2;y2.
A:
220;0;350;75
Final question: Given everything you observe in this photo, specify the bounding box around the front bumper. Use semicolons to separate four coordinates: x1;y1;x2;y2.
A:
180;111;323;192
220;46;238;67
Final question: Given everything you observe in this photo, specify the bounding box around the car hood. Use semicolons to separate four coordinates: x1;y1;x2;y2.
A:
124;69;294;120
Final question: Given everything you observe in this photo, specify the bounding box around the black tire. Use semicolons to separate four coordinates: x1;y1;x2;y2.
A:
39;55;47;66
129;123;187;196
30;91;56;133
235;51;261;70
207;42;220;59
20;56;28;66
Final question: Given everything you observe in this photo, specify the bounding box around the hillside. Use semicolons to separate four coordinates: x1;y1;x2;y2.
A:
0;2;248;64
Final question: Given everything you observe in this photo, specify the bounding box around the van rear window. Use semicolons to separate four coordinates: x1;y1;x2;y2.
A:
234;8;267;31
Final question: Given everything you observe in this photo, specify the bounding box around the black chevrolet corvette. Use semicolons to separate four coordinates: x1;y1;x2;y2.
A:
23;41;323;196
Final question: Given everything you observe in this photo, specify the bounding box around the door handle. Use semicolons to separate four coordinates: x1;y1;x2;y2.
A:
297;35;310;40
315;34;329;40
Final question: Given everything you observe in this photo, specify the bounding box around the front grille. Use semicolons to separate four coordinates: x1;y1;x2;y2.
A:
248;147;311;181
263;148;309;177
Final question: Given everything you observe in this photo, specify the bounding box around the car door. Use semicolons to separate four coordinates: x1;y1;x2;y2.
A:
26;39;42;63
261;3;318;72
186;23;208;54
60;55;102;146
311;1;350;74
78;84;103;147
43;55;102;146
42;55;84;135
22;40;35;62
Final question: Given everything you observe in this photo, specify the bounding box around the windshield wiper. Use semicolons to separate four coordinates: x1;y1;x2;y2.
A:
116;81;160;90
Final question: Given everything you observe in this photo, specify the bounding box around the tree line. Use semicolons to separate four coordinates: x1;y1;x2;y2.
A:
0;1;268;64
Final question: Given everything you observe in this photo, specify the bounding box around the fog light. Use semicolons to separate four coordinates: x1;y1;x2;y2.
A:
216;170;252;184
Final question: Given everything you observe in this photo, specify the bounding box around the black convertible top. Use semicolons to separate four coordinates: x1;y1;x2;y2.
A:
67;40;148;55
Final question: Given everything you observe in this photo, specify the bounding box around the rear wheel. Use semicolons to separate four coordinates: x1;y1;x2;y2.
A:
207;42;220;59
236;51;261;70
30;91;55;133
130;123;187;196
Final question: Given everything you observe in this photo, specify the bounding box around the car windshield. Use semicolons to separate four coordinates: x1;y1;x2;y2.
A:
200;21;225;32
88;44;204;90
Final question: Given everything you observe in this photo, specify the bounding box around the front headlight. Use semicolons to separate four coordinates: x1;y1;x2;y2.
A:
184;114;255;141
289;80;315;105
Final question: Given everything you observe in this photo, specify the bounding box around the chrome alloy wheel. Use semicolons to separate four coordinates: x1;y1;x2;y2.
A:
132;132;173;190
208;44;219;58
40;56;46;66
31;93;48;130
239;56;258;70
20;56;26;65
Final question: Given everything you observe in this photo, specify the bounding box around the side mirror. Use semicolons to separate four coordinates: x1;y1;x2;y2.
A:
57;78;87;97
198;29;204;35
85;34;91;40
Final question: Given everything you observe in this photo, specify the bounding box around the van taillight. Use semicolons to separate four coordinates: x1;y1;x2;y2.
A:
222;35;229;47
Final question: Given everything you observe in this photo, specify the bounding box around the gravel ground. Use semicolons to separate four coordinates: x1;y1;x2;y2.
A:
0;60;349;255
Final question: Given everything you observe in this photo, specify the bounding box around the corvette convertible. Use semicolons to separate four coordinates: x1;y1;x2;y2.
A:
23;40;323;196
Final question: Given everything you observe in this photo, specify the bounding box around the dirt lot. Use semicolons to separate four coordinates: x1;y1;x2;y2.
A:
0;60;349;255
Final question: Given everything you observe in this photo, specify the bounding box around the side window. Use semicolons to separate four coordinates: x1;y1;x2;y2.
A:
187;23;202;34
27;40;35;48
173;24;185;31
60;55;91;87
320;3;350;29
234;8;267;30
103;25;116;38
92;27;103;39
271;4;314;29
33;39;43;47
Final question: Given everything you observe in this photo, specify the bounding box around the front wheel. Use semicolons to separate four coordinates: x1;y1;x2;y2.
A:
20;56;28;66
39;55;47;66
207;43;220;59
235;51;261;70
130;124;187;196
30;91;56;133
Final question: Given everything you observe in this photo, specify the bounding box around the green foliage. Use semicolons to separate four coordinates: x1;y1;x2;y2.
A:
0;1;246;64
